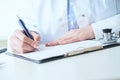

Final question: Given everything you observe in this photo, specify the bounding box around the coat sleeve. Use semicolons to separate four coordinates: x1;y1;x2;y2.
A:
91;14;120;40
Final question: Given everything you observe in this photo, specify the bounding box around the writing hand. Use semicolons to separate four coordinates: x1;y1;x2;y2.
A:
10;30;40;53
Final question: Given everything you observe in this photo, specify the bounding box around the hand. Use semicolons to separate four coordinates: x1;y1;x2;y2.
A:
9;30;40;53
46;25;95;46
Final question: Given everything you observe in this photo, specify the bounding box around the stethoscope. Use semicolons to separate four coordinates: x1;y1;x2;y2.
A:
102;0;120;43
102;28;120;44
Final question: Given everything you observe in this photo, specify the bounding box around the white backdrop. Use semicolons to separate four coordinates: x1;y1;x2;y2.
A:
0;0;31;40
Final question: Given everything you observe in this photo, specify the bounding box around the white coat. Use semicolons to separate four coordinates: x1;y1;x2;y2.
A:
17;0;120;43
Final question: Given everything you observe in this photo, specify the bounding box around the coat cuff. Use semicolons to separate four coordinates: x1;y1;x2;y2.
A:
91;14;120;40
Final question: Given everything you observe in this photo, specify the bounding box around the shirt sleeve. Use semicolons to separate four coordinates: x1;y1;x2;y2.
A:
91;14;120;40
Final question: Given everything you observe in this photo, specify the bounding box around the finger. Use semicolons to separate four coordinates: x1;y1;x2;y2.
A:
15;30;35;47
46;40;59;46
46;37;73;46
15;37;35;52
46;34;73;46
46;37;71;46
10;35;35;53
46;30;77;46
58;37;78;45
12;48;28;54
12;42;35;53
30;32;40;48
30;32;40;41
12;46;33;53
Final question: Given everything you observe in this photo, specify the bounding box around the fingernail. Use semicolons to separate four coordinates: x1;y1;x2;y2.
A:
46;43;50;46
58;41;62;45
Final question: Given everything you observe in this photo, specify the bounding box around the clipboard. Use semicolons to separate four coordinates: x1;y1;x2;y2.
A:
5;40;120;64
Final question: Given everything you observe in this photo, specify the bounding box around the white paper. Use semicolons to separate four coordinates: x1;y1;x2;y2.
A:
9;40;102;60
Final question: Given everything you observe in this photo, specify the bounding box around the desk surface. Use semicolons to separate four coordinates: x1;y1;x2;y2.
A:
0;46;120;80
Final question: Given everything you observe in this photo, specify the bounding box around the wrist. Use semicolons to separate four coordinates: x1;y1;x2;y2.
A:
84;25;95;40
